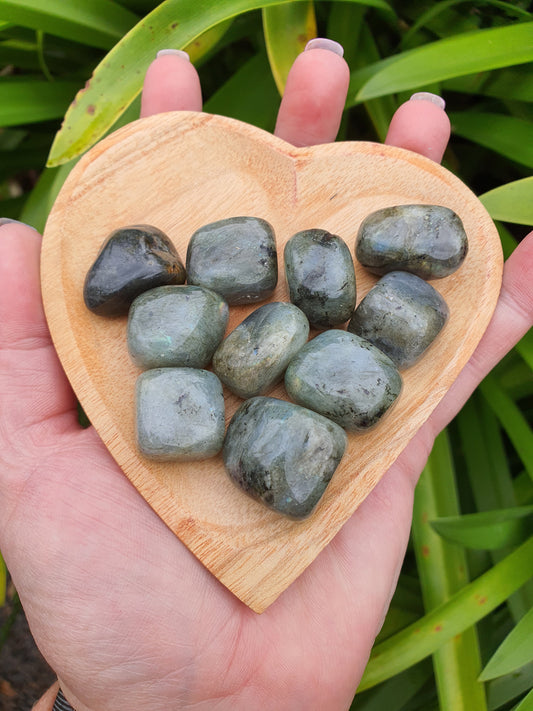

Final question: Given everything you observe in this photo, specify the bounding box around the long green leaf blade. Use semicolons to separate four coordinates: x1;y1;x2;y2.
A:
0;0;138;50
413;431;487;710
357;23;533;101
514;687;533;711
431;507;533;551
47;0;393;166
479;375;533;482
480;607;533;681
450;112;533;169
204;51;278;130
0;79;80;127
359;536;533;690
480;178;533;226
262;2;316;96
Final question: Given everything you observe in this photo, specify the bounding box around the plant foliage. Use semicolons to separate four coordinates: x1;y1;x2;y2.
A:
0;2;531;708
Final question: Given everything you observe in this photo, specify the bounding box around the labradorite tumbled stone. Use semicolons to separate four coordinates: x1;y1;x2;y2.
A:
356;204;468;279
285;330;402;430
212;302;309;399
223;397;347;519
84;225;186;316
284;229;356;329
348;271;449;369
136;368;225;461
127;285;228;369
186;216;277;304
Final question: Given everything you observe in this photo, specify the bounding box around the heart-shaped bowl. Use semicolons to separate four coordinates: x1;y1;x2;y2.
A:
41;111;503;612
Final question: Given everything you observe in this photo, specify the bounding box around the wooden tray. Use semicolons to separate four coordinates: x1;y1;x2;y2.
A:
41;111;503;612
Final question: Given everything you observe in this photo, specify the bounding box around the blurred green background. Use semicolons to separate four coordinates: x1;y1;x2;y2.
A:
0;1;532;709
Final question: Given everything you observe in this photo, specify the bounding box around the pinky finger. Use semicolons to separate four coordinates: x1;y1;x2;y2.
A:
385;93;451;164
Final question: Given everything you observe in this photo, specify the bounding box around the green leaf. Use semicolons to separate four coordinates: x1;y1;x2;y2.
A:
413;431;487;711
431;507;533;551
0;0;138;49
480;178;533;226
480;607;533;681
359;536;533;690
47;0;393;167
19;161;76;232
401;0;531;49
0;79;80;126
357;23;533;101
353;661;433;710
263;2;316;96
450;112;533;169
479;375;533;482
513;687;533;711
444;66;533;103
204;51;278;131
487;662;533;710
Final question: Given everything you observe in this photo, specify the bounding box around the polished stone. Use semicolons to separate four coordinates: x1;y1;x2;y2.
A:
356;204;468;279
127;285;228;369
213;302;309;399
223;397;346;519
348;271;449;368
136;368;225;461
284;229;356;328
186;216;278;304
84;224;186;316
285;330;402;430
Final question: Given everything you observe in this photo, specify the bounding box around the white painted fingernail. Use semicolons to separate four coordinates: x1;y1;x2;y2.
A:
409;92;446;110
305;38;344;58
157;49;190;61
0;218;29;227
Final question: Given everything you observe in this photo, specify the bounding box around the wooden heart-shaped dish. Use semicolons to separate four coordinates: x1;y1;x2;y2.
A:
41;111;502;612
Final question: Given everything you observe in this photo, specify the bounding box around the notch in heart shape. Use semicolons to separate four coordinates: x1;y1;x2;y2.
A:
41;111;502;613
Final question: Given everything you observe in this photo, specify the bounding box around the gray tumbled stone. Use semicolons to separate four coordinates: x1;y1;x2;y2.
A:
212;302;309;399
186;216;277;304
348;271;449;369
84;224;186;317
284;229;356;329
356;204;468;279
136;368;225;461
223;397;347;519
285;330;402;430
127;285;228;369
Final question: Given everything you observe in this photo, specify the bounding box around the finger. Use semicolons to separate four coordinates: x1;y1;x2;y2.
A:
274;39;350;147
140;49;202;118
385;93;451;163
0;223;78;450
428;230;533;433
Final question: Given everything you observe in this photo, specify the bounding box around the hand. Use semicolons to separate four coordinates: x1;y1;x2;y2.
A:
1;42;532;711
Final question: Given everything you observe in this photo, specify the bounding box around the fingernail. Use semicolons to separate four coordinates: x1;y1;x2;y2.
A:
409;92;446;110
0;218;29;227
305;38;344;58
157;49;190;61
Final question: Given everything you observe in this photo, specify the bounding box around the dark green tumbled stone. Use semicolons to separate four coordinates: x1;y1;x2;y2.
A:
212;302;309;399
285;330;402;430
223;397;347;519
127;285;228;369
284;229;356;329
84;224;186;316
348;271;449;369
186;216;277;304
136;368;225;461
356;204;468;279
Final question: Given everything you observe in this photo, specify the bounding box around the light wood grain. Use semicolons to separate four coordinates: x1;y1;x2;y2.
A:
41;111;503;612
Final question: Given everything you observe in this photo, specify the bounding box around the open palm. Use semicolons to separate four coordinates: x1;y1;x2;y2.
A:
1;47;532;711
